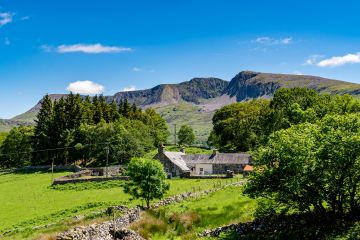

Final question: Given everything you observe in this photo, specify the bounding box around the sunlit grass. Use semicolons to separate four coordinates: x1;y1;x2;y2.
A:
0;169;239;239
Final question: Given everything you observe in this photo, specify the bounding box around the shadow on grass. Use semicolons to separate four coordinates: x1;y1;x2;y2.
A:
13;168;73;175
50;180;124;191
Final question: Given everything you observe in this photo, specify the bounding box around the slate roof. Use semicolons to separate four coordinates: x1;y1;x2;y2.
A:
163;151;190;171
182;153;251;165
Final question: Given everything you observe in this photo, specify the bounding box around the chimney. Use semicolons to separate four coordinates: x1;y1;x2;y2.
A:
158;143;165;154
180;146;185;154
211;149;217;158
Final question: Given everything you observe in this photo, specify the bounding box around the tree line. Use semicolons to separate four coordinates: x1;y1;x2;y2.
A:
209;87;360;216
209;88;360;152
0;93;169;168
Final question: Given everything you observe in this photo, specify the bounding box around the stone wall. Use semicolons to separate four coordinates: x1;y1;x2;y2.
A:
86;166;120;176
53;176;130;185
57;206;141;240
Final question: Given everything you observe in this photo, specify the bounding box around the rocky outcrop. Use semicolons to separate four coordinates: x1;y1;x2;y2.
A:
224;71;280;101
111;77;228;106
224;71;360;102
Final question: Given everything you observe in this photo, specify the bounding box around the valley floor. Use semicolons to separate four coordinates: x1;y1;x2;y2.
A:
0;169;242;239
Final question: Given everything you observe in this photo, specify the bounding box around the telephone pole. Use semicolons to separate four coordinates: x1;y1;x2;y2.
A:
174;124;177;146
106;144;109;178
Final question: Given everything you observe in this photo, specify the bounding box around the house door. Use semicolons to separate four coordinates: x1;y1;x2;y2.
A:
199;168;204;175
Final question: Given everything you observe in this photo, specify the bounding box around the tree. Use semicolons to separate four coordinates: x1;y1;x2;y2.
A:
244;113;360;215
209;99;269;152
208;88;360;152
0;126;34;168
143;108;170;146
124;158;169;208
32;95;53;165
178;125;195;146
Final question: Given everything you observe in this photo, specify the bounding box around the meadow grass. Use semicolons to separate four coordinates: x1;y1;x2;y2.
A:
0;169;239;239
130;185;256;240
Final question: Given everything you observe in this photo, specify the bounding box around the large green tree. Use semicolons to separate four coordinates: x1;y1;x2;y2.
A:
178;124;195;146
124;157;169;208
209;99;269;152
244;113;360;215
32;95;54;165
0;126;34;168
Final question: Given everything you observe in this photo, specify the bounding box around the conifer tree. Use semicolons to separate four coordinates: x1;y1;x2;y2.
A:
92;95;104;124
32;95;54;164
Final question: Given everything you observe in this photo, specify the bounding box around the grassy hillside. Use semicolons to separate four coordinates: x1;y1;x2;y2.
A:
238;71;360;95
0;122;15;133
153;103;214;145
0;169;235;239
11;111;37;123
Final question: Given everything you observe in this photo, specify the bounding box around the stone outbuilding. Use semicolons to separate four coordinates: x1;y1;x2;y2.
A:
154;145;252;178
242;164;254;177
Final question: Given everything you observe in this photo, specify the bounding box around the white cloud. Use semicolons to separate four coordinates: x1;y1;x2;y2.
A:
21;16;30;21
317;52;360;67
0;12;13;26
122;85;137;92
132;67;142;72
254;37;271;44
56;43;132;54
66;80;105;94
254;36;293;45
280;37;293;45
304;54;324;65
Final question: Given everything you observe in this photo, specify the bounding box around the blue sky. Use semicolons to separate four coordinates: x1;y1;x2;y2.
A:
1;0;360;118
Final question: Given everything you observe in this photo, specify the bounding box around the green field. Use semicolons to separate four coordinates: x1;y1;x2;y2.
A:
130;185;256;239
0;169;240;239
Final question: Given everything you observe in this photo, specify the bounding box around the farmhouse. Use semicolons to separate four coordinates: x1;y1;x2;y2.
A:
155;145;252;177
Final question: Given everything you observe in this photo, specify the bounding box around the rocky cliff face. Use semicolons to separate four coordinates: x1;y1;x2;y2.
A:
110;77;228;106
223;71;360;101
224;71;280;101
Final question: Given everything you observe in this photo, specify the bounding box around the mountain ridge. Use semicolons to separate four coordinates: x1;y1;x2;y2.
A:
4;71;360;143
